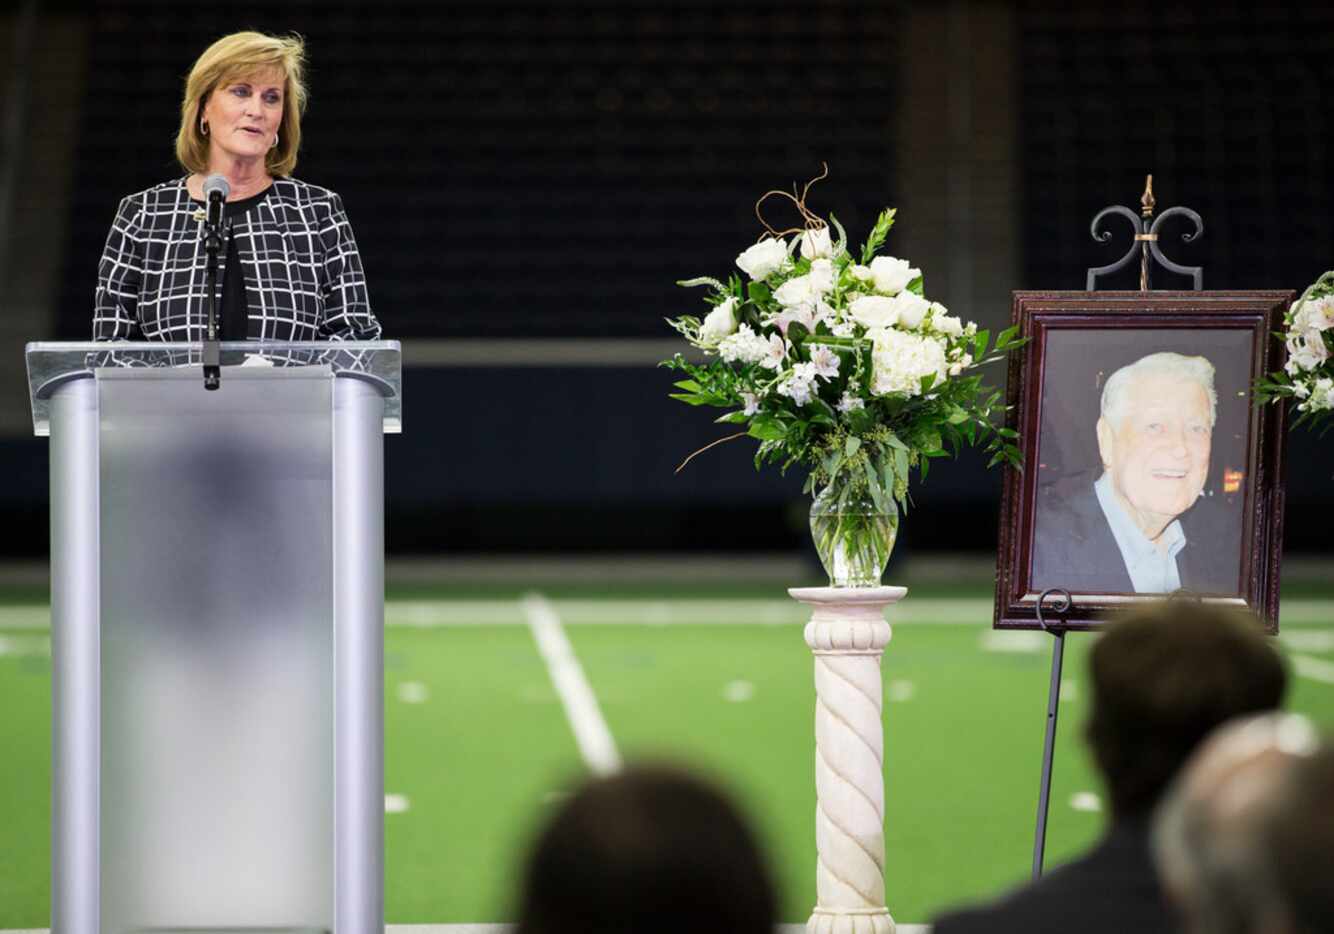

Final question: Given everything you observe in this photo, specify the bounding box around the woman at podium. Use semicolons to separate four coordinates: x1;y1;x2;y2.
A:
92;31;382;343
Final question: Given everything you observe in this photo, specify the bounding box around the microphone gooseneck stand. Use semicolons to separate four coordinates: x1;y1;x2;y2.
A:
202;190;224;391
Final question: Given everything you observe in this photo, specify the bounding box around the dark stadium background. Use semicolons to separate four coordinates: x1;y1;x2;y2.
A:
2;0;1331;557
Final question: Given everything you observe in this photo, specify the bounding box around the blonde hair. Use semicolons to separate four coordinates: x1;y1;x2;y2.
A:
175;31;308;178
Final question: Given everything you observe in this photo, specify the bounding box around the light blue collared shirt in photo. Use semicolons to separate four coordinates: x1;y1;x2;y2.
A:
1093;473;1186;594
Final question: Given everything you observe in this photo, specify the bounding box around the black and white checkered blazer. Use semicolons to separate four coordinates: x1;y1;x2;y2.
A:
94;177;382;342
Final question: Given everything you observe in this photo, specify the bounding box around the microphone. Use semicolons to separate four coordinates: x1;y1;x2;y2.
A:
201;173;229;391
203;173;230;227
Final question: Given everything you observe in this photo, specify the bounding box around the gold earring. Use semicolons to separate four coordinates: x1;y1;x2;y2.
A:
270;135;278;149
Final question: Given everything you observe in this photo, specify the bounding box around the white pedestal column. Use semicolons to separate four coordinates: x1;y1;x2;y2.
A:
790;585;907;934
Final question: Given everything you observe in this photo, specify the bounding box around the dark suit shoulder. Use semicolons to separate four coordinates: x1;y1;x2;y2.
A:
1031;476;1133;594
930;826;1173;934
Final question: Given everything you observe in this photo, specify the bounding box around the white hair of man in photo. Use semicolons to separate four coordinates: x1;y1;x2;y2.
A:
1100;351;1218;429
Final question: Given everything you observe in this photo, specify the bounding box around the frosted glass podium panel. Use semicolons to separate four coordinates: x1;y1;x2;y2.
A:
27;342;400;934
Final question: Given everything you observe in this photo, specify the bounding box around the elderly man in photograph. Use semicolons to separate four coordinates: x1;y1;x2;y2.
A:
1032;351;1237;594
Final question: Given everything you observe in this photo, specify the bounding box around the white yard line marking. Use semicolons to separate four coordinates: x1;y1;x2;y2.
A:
0;606;53;630
396;681;430;704
0;634;49;658
522;592;622;776
1292;653;1334;685
979;630;1049;653
379;598;999;627
1280;630;1334;653
723;679;755;702
384;793;411;814
887;680;916;703
1069;791;1102;813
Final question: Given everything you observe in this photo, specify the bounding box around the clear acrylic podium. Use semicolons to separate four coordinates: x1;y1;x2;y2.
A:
26;341;402;934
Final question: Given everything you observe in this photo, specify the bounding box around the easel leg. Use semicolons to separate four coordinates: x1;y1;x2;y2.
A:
1031;629;1065;880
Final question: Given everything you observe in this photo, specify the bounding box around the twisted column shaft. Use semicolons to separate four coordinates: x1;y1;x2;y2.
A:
791;585;906;934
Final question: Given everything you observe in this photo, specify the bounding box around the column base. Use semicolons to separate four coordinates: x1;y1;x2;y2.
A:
807;905;896;934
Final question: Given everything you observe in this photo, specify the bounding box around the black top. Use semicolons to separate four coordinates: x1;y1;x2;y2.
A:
930;820;1177;934
190;185;274;340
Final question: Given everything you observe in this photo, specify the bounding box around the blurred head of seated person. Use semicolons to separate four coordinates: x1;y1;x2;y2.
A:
930;600;1287;934
94;31;381;343
513;764;776;934
1154;714;1331;934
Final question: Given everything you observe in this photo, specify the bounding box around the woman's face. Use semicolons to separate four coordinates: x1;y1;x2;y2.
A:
201;67;285;168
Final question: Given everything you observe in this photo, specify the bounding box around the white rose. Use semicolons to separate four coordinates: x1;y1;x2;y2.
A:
775;262;836;309
698;297;739;345
892;290;932;329
851;264;874;282
849;295;899;329
869;255;920;295
809;258;835;295
773;274;815;307
735;238;787;281
799;226;833;259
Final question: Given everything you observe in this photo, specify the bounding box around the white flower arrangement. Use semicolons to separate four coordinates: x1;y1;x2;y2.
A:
1258;271;1334;429
662;170;1022;516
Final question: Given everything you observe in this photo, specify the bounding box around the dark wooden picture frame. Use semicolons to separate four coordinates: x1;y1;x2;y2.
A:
994;291;1291;632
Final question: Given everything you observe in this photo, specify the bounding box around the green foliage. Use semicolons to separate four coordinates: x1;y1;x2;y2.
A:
663;201;1028;498
1255;270;1334;435
860;208;897;265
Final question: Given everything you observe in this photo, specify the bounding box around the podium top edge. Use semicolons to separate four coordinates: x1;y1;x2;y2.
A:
26;340;402;352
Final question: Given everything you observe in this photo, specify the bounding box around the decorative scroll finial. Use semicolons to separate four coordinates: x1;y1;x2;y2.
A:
1087;176;1204;291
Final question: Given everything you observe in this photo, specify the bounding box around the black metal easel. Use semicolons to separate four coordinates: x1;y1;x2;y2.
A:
1030;588;1071;880
1031;175;1206;879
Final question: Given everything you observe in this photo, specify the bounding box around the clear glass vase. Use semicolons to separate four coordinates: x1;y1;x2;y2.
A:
809;482;899;588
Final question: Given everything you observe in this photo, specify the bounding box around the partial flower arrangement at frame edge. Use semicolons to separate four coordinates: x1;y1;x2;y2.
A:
661;167;1024;585
1257;269;1334;432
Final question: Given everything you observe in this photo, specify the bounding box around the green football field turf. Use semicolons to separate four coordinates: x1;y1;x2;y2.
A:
1;582;1332;927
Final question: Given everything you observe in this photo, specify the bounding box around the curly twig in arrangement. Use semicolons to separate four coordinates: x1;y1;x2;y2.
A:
675;432;749;473
754;162;831;241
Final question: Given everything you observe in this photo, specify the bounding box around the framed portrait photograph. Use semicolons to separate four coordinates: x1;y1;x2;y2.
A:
994;291;1291;631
